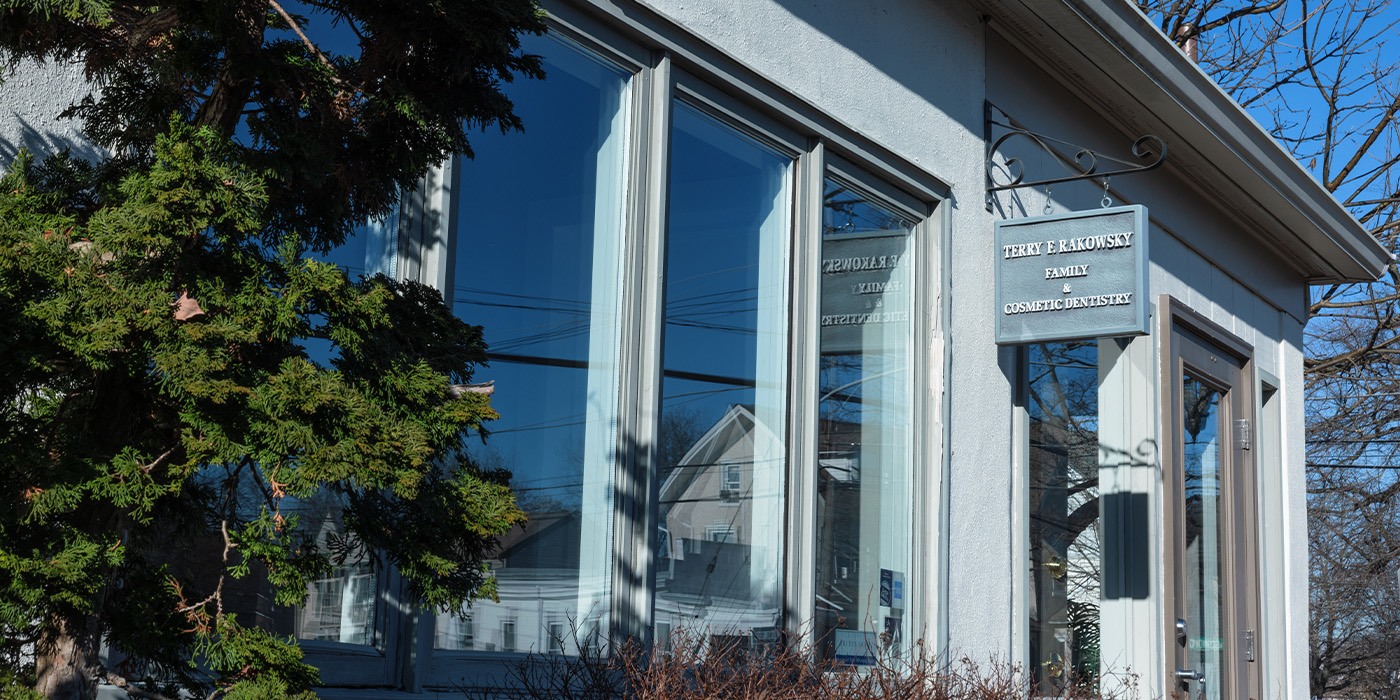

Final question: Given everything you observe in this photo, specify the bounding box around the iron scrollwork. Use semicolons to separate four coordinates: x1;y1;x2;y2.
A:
986;119;1167;193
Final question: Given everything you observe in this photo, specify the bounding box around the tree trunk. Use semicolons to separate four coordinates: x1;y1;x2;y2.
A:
193;0;267;138
34;614;100;700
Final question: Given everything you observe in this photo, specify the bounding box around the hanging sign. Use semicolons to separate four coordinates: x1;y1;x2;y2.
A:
995;205;1149;345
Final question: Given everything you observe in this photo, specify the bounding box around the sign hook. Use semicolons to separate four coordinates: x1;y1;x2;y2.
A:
1101;178;1113;208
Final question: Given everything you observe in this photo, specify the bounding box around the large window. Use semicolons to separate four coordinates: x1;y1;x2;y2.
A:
815;178;915;664
653;101;792;646
287;11;941;690
439;30;632;657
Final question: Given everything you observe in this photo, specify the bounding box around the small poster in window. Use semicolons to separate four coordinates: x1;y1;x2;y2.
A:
833;629;878;666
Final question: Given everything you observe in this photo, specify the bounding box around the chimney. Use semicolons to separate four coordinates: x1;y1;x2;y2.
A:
1176;23;1199;63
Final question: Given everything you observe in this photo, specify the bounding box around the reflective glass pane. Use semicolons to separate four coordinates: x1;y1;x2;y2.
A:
305;213;399;366
258;493;379;647
814;179;915;664
654;102;790;650
438;32;631;654
1183;375;1224;700
321;212;398;282
1028;342;1101;690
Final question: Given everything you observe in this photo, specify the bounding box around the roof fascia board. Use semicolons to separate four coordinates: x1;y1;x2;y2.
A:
974;0;1390;282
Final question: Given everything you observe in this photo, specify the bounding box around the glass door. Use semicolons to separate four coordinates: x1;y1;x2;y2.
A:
1166;322;1259;700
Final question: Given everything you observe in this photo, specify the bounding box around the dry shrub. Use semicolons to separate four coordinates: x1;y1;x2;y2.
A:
473;627;1139;700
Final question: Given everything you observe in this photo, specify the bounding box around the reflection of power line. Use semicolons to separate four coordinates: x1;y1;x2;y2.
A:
487;353;760;390
490;352;590;370
666;320;757;334
454;288;591;313
666;263;760;292
483;391;749;436
667;287;757;309
456;287;768;349
661;386;748;411
487;423;587;436
493;323;590;354
511;482;585;493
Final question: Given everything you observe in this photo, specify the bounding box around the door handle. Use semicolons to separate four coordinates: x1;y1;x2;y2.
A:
1175;667;1205;683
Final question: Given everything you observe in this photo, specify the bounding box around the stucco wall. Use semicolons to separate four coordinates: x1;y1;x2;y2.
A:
0;58;103;167
634;0;986;187
986;27;1310;698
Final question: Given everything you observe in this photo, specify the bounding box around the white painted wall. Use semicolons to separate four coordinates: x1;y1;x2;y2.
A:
0;58;103;167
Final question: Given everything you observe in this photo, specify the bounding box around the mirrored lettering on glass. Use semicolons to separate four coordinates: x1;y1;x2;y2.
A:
815;178;914;665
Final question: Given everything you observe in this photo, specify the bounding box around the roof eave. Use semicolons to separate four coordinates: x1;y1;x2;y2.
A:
971;0;1391;283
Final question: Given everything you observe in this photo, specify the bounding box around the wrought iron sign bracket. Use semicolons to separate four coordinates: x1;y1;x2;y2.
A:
985;106;1167;201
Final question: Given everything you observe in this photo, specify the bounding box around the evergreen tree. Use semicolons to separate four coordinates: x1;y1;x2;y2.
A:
0;2;544;698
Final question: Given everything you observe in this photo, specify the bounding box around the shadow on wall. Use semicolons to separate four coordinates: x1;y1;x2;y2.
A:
1100;438;1156;601
0;114;106;169
763;0;984;138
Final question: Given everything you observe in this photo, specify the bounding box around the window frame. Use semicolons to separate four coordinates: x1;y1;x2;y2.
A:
313;1;951;690
415;24;648;688
808;164;929;663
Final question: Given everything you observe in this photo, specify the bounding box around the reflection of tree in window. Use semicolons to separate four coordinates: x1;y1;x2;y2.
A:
437;30;630;655
1028;342;1101;690
823;183;909;235
1181;378;1221;583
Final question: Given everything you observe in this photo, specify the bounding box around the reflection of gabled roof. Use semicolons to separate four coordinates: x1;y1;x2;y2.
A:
496;510;575;556
659;405;778;503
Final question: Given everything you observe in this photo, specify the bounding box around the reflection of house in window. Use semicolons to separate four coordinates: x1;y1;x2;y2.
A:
720;463;743;503
435;614;475;650
434;509;612;655
655;404;783;649
706;524;737;543
288;507;377;646
299;564;375;643
501;620;517;652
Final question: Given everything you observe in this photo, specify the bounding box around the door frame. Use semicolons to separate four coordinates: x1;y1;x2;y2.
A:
1157;296;1261;699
